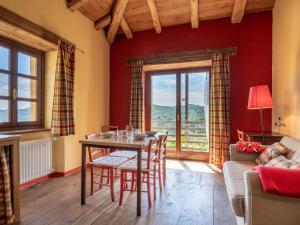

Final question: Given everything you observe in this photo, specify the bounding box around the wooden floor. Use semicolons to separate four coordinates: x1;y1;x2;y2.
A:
20;160;236;225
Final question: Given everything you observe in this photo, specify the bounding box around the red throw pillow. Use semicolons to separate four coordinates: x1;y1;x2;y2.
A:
257;166;300;197
237;141;265;153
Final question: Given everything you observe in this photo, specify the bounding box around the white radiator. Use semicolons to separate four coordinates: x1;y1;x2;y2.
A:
20;138;53;184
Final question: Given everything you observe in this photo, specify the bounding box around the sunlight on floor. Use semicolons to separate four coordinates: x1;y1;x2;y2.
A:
166;160;185;170
166;159;214;173
202;163;221;174
181;161;203;172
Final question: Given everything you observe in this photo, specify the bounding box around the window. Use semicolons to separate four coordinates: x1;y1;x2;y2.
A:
145;68;210;161
0;37;44;130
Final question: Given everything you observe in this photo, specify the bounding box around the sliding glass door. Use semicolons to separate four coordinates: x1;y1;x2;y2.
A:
147;69;210;160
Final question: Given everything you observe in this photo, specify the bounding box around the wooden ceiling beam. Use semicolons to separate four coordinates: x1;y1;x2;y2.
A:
67;0;90;12
95;14;132;39
106;0;128;44
231;0;248;23
146;0;162;33
94;15;111;30
120;17;133;39
191;0;199;28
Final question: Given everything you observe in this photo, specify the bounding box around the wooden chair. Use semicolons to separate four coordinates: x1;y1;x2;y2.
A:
157;134;168;190
101;125;119;132
237;129;250;141
118;139;159;208
85;134;129;202
100;125;137;180
109;150;137;158
141;133;168;192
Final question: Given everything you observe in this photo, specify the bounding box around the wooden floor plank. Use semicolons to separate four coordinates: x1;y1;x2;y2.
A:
21;175;82;221
19;160;236;225
213;186;237;225
151;182;191;225
199;164;224;187
177;185;213;225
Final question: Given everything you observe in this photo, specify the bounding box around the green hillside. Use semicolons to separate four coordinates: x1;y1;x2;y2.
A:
151;104;208;152
152;104;206;122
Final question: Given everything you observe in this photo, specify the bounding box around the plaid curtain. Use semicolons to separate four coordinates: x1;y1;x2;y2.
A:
209;53;230;168
0;146;13;224
129;60;144;130
51;40;76;136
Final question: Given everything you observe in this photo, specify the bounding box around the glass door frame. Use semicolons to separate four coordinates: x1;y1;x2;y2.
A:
145;67;211;161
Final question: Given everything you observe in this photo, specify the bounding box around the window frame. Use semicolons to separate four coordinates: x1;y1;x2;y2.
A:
0;36;45;131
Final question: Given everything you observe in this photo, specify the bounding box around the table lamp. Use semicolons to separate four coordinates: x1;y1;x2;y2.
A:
247;85;272;143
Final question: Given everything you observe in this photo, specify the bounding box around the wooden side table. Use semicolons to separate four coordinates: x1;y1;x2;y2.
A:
245;132;284;145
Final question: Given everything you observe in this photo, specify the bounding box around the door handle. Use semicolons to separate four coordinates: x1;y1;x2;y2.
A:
13;89;17;101
177;114;180;122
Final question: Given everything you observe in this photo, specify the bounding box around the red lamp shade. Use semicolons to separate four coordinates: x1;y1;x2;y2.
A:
248;85;272;109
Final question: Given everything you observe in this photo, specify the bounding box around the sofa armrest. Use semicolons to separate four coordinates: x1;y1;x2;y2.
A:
229;144;258;162
244;171;300;225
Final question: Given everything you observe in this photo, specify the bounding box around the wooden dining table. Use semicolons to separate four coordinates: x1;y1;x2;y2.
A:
79;135;157;216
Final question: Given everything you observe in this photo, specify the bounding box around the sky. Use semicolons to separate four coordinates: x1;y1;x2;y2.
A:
152;72;209;106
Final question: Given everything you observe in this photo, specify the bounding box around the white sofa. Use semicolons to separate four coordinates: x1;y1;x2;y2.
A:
223;136;300;225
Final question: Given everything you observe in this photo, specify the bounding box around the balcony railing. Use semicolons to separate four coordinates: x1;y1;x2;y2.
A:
152;120;208;152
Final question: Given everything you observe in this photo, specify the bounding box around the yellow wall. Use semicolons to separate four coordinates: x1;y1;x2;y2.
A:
272;0;300;138
0;0;110;172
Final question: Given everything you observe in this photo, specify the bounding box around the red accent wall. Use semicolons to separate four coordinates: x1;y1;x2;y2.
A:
110;12;272;141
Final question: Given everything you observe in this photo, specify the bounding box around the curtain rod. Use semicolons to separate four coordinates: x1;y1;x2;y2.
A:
59;38;85;54
76;48;85;54
126;47;237;65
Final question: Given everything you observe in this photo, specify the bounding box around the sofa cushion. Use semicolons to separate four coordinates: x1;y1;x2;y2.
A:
280;136;300;162
255;142;287;165
290;162;300;169
265;155;294;168
223;161;256;217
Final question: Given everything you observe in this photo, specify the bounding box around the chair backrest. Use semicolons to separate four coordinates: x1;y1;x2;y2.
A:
237;129;249;142
237;129;244;141
85;133;103;162
101;125;119;132
125;125;134;131
145;139;159;169
158;133;168;160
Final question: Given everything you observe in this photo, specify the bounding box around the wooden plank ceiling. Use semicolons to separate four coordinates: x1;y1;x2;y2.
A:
66;0;274;44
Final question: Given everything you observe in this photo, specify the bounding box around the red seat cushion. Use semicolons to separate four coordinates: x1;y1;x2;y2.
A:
257;166;300;197
236;141;265;153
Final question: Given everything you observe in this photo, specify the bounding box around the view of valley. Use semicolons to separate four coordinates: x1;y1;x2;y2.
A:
151;72;209;153
151;104;208;152
0;108;32;123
